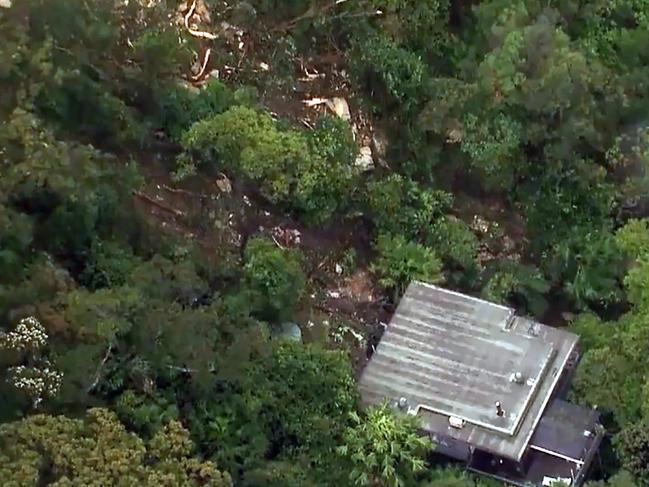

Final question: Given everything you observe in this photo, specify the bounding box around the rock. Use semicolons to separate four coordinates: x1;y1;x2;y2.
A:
277;322;302;343
325;97;351;121
355;146;374;171
561;312;576;322
215;174;231;193
371;129;389;165
177;80;200;94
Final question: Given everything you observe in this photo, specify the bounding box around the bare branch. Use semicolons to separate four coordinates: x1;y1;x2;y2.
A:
87;344;113;393
184;0;218;40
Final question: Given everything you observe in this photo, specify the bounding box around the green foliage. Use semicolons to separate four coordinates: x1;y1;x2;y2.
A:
155;81;257;142
460;112;523;189
178;106;357;224
616;420;649;487
308;116;357;167
481;261;550;317
115;390;179;438
570;313;616;352
617;219;649;262
0;408;232;486
427;216;479;270
0;110;140;276
80;240;142;290
586;471;638;487
420;468;481;487
372;233;443;299
572;309;649;427
0;0;192;146
337;404;433;487
6;0;649;484
351;35;427;112
244;237;306;323
242;460;319;487
189;342;356;479
544;228;624;310
260;342;357;455
367;174;453;240
369;0;450;54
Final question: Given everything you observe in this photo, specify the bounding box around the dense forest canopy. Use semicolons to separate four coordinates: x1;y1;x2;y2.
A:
2;0;649;485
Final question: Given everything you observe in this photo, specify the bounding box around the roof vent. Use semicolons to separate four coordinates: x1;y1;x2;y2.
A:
495;401;505;417
509;372;525;384
503;310;516;330
449;416;465;429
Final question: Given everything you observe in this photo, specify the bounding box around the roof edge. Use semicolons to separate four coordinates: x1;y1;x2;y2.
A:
516;338;579;461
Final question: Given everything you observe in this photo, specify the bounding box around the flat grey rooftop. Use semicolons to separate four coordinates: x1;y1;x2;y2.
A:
359;282;579;461
530;399;601;462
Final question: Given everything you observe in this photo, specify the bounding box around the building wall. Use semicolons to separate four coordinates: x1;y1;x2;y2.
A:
430;433;472;462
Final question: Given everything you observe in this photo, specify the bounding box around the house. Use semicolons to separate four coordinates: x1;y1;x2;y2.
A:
359;281;604;487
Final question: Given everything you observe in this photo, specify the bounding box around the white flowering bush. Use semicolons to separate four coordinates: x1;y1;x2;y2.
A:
7;363;63;407
0;316;48;352
1;316;63;408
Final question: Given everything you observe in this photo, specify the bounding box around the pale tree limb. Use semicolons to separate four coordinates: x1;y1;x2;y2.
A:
87;344;113;393
184;0;218;40
192;47;212;80
133;190;185;217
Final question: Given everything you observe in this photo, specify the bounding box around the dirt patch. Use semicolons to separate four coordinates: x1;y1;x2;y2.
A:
134;154;387;368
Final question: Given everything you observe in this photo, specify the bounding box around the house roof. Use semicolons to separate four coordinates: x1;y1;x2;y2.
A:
530;399;601;463
358;282;579;461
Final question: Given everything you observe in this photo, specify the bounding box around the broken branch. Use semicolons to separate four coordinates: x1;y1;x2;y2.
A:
133;190;185;217
87;344;113;393
184;0;218;40
192;47;212;80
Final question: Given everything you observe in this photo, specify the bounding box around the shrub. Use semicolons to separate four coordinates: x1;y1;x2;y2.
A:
350;34;427;113
480;261;550;317
179;107;357;224
548;229;624;310
616;219;649;262
308;116;357;167
155;80;257;142
369;0;450;55
371;233;443;299
427;216;479;270
243;237;306;323
367;174;453;240
616;420;649;487
337;404;433;487
115;389;179;438
80;239;142;290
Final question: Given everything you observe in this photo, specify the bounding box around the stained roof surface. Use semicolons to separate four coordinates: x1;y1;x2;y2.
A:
530;399;601;462
359;282;579;461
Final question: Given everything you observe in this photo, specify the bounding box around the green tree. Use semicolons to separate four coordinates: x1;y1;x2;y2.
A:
481;261;550;317
0;408;232;486
366;175;453;240
337;405;433;487
586;471;638;487
616;420;649;487
178;106;357;224
243;237;306;323
372;234;443;299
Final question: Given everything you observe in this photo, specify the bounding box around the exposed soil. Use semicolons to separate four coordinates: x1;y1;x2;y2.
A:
132;0;568;373
134;154;385;371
